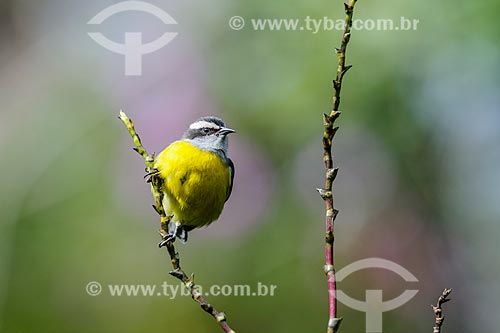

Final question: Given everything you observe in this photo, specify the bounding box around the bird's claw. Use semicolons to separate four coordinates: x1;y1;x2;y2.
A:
145;168;160;183
158;233;176;248
158;220;179;247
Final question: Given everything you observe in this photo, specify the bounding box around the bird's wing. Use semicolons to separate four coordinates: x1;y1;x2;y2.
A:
226;158;235;202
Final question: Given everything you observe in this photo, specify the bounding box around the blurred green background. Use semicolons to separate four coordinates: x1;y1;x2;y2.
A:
1;0;499;332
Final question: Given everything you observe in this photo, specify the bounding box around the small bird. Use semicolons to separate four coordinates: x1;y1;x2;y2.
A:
153;116;235;246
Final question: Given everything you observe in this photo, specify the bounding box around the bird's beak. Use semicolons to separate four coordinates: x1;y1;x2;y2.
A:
217;127;236;136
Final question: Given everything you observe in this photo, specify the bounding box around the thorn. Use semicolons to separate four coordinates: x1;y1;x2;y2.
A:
169;269;184;279
323;264;334;275
215;312;227;323
328;317;343;330
316;188;332;200
185;273;195;288
326;168;339;181
334;47;341;54
324;111;341;125
341;65;353;77
331;111;342;119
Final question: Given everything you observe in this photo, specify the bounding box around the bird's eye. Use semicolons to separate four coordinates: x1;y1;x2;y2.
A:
201;128;211;135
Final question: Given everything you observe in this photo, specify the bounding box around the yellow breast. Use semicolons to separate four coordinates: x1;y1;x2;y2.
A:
153;140;230;228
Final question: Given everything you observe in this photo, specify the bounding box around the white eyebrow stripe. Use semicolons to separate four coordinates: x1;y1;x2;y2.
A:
189;121;220;130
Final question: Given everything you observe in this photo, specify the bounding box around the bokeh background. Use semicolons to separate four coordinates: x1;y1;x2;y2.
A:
1;0;499;332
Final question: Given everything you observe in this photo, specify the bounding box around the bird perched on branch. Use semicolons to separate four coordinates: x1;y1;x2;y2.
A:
153;116;235;246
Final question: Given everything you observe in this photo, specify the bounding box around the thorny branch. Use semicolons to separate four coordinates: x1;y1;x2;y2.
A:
317;1;358;332
119;111;236;333
432;288;452;333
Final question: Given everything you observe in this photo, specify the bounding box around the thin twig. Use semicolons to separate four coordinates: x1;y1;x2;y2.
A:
332;0;357;112
317;1;358;332
431;288;452;333
119;111;236;333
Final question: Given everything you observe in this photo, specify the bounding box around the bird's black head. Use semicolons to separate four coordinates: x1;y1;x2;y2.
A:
182;116;234;140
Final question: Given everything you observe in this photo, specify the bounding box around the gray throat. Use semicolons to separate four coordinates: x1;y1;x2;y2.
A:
186;137;229;162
